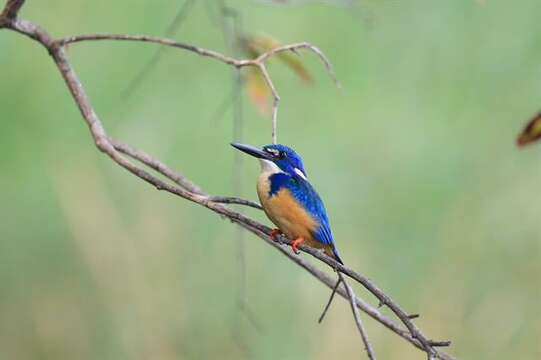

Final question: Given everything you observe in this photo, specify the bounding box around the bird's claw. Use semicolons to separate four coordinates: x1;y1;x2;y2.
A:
291;237;304;254
270;228;282;241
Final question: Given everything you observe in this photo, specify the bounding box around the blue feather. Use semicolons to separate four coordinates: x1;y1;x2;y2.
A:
268;172;343;264
268;173;290;197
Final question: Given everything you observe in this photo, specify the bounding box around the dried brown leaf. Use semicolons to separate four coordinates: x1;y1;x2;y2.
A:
517;111;541;147
245;67;271;114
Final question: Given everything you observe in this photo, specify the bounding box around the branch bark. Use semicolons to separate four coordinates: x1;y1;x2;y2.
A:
0;0;24;21
340;272;376;359
0;3;453;359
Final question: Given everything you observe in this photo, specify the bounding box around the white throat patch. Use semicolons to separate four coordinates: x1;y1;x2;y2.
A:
259;159;307;180
259;159;283;175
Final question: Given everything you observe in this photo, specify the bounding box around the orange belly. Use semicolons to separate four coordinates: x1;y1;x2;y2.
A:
257;175;332;255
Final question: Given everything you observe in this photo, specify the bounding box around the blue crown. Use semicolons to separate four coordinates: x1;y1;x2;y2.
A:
262;144;307;178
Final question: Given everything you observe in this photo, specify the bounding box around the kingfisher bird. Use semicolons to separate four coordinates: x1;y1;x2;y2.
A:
231;142;343;264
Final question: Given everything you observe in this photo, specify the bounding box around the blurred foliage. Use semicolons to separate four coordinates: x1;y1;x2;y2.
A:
239;33;313;114
1;0;541;359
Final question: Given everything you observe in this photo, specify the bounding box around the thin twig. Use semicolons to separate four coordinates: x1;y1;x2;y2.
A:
255;42;340;88
111;139;261;208
56;33;242;66
318;277;342;323
55;34;338;145
339;272;376;360
109;138;204;194
1;5;452;360
56;35;338;87
208;196;263;210
256;64;280;144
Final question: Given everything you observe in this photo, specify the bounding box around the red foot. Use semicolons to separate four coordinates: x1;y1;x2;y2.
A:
291;237;305;254
270;228;282;241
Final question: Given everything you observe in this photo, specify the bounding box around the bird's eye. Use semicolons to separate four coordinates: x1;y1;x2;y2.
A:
265;148;280;157
279;151;286;159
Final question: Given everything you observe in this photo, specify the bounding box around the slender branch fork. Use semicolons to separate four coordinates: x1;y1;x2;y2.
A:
56;34;338;145
0;2;453;359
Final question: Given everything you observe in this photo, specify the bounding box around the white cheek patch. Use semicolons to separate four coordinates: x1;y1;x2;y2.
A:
259;159;283;175
294;167;307;180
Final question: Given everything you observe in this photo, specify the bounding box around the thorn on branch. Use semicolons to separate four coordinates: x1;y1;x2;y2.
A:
408;313;420;319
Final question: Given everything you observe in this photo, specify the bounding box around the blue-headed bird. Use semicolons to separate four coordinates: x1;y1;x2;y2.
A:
231;143;343;265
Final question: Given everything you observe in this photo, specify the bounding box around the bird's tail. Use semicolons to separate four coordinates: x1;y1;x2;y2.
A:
318;245;343;323
331;246;344;265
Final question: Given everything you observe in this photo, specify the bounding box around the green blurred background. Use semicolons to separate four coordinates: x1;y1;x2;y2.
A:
1;0;541;359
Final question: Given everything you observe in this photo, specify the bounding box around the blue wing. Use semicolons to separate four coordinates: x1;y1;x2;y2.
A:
286;176;343;264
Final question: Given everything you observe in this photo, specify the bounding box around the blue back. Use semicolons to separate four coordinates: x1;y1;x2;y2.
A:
265;146;343;264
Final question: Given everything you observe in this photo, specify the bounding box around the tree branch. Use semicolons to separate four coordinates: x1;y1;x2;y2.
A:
340;272;376;359
205;196;263;210
0;0;24;21
318;278;341;323
54;34;337;144
110;138;204;194
0;3;453;359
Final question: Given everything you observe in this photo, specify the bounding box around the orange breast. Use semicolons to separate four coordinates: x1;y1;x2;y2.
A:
257;175;327;251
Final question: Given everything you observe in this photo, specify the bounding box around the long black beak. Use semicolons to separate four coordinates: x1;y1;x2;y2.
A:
231;142;272;160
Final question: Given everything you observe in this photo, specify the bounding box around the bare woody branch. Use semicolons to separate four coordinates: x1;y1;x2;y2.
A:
204;196;263;210
55;34;338;144
110;138;204;194
0;3;452;360
339;272;376;359
111;139;262;209
0;0;24;21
